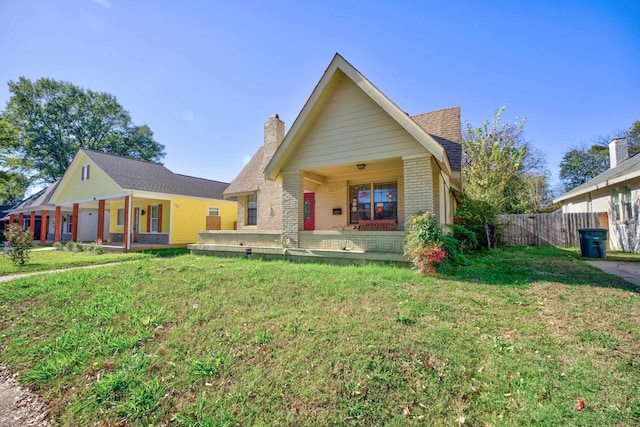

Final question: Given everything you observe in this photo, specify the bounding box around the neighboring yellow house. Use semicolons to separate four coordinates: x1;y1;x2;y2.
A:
48;148;236;250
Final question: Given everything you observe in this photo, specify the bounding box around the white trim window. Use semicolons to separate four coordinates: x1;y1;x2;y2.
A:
208;206;220;216
150;205;159;232
116;207;125;227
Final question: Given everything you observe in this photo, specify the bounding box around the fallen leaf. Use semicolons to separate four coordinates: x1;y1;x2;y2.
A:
577;399;584;411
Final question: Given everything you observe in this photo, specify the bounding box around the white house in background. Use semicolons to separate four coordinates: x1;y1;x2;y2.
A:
554;137;640;253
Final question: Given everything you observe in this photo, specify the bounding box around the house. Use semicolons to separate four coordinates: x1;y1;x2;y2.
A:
554;137;640;253
4;181;71;244
42;148;237;250
193;54;462;263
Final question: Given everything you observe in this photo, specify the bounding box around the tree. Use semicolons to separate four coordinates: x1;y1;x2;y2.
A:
462;107;552;214
558;124;640;192
1;77;165;183
0;119;30;204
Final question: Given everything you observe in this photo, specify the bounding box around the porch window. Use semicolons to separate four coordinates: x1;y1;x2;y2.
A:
349;182;397;224
247;194;257;226
208;206;220;216
150;205;159;232
116;208;125;227
65;214;73;234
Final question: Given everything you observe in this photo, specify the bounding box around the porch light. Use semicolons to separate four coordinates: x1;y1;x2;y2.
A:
357;163;366;170
141;209;146;215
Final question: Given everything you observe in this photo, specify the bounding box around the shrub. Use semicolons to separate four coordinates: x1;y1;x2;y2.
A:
53;242;63;251
5;223;33;266
404;212;447;275
87;239;105;255
453;194;500;250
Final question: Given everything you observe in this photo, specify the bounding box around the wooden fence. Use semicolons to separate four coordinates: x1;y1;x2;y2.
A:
497;212;609;248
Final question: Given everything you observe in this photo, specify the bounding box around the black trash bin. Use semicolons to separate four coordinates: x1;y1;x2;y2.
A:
578;228;608;258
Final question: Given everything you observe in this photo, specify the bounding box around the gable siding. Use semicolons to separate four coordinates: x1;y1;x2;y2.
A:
286;76;426;171
55;154;122;203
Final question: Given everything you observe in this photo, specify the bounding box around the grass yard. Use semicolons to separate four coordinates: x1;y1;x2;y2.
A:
0;247;638;426
0;249;151;276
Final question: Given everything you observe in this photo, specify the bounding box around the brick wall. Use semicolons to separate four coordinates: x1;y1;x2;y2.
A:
282;171;303;247
402;155;433;224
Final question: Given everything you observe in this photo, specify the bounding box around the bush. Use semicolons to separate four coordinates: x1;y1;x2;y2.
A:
405;212;447;275
5;223;33;266
453;194;500;250
53;242;63;251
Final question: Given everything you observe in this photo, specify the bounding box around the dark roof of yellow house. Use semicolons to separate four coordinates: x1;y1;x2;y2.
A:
81;149;230;199
8;181;60;213
411;106;462;171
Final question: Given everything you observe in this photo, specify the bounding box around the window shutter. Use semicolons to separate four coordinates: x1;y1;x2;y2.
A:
86;164;90;179
157;204;163;232
81;166;85;181
147;205;151;232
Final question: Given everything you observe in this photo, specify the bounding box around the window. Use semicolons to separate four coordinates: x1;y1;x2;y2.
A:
624;186;633;220
65;214;73;234
81;164;90;181
349;181;397;224
208;206;220;216
613;190;620;220
116;208;125;226
150;205;159;232
247;194;257;226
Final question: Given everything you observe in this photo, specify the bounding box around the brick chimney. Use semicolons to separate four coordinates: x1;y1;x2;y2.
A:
609;137;629;169
262;114;285;171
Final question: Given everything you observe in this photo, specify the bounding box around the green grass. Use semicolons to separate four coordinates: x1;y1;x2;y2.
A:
0;249;152;276
0;247;638;426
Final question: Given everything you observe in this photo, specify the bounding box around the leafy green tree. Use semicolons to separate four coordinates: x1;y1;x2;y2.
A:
0;119;30;203
1;77;165;183
462;107;551;214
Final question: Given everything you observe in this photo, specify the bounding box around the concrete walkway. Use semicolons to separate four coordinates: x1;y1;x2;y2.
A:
586;260;640;287
0;261;141;283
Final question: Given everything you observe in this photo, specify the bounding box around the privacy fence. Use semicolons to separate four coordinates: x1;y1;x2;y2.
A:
497;212;609;248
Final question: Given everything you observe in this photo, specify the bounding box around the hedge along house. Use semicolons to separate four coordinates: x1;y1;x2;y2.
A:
192;54;462;263
3;181;74;244
48;148;237;251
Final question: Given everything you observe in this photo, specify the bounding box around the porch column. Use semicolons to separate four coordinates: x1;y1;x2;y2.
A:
71;203;79;242
97;199;105;242
40;210;48;244
9;214;14;225
282;171;304;248
402;155;433;225
30;211;36;238
123;195;130;251
54;206;61;243
18;213;23;227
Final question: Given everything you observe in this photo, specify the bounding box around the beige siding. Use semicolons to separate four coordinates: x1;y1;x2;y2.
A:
286;75;426;171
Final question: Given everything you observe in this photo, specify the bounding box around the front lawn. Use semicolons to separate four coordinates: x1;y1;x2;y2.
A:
0;249;151;276
0;247;638;425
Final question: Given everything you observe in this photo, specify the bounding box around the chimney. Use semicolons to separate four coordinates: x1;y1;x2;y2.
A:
609;137;629;169
262;114;285;171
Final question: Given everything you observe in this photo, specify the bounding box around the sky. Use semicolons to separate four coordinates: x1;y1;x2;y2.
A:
1;0;639;195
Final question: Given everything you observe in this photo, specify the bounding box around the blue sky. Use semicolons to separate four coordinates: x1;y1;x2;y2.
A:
1;0;639;194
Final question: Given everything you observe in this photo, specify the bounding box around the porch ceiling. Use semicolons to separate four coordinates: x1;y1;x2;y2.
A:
304;158;403;183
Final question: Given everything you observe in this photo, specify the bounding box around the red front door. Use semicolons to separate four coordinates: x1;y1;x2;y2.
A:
304;192;315;230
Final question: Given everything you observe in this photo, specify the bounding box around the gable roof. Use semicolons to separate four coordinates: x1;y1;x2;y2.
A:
223;147;265;197
74;149;229;199
264;54;459;180
411;107;462;171
554;152;640;203
8;181;60;213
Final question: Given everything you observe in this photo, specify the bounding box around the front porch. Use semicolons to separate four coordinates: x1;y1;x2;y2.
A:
188;230;410;265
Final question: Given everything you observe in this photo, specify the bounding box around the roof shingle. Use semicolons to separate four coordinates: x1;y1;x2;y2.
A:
411;106;462;171
81;149;229;199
